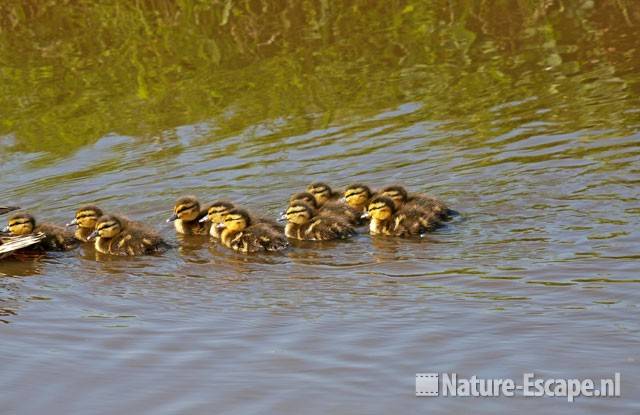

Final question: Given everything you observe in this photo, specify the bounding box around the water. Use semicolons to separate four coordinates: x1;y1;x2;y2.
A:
1;1;640;413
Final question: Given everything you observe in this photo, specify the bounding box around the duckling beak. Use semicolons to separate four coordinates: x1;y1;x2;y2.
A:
66;218;78;227
361;212;371;219
166;213;178;223
0;206;19;214
87;230;99;241
278;211;287;223
198;215;210;223
1;225;9;232
339;197;346;203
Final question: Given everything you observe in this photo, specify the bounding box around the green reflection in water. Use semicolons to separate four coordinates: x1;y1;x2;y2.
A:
1;1;638;157
527;280;577;286
572;278;640;284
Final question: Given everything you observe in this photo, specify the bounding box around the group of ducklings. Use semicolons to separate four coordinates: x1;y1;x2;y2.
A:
1;206;167;257
1;183;456;258
165;182;456;253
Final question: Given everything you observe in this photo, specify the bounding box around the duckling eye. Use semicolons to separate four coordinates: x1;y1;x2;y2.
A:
98;222;116;231
176;204;195;214
9;220;29;227
345;190;363;198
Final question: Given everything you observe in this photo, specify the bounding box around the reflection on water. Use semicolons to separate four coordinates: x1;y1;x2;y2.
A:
1;1;640;413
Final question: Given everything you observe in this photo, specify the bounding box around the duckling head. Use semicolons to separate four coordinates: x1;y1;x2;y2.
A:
284;201;315;225
343;184;373;209
306;182;334;206
88;215;123;240
380;185;409;210
167;196;201;223
200;201;235;224
219;209;251;232
67;205;103;229
367;196;397;221
4;213;36;236
289;192;319;209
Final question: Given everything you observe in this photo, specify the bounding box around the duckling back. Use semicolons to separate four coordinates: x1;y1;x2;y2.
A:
321;201;364;226
228;223;289;253
392;207;441;237
285;214;356;241
36;223;78;251
407;193;450;220
97;226;168;256
255;216;284;233
222;223;288;253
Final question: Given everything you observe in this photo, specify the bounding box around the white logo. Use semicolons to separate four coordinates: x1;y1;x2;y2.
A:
415;373;439;396
416;372;621;402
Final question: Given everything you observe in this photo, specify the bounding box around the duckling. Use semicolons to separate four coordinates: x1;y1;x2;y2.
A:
365;196;440;237
342;184;375;213
66;205;104;242
289;192;362;226
306;182;341;206
167;196;211;235
0;233;46;259
217;209;288;253
88;215;169;256
0;206;20;215
199;201;235;239
282;201;356;241
200;201;283;239
4;213;77;251
380;185;452;220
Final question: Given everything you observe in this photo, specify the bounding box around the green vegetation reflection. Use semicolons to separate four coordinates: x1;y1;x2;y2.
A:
1;0;638;156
